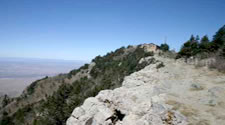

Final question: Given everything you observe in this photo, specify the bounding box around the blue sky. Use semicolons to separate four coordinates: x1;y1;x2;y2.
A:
0;0;225;60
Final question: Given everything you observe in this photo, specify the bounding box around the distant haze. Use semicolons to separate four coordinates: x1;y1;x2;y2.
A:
0;57;86;97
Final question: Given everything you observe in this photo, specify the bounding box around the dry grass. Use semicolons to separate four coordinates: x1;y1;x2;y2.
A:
209;57;225;73
166;100;198;117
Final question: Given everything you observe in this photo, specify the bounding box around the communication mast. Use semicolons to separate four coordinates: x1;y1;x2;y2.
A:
164;36;167;44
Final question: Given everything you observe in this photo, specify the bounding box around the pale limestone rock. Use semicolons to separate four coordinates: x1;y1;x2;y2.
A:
67;58;187;125
67;55;225;125
139;43;159;53
190;83;203;90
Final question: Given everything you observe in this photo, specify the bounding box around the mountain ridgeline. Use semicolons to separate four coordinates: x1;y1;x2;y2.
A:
0;45;156;125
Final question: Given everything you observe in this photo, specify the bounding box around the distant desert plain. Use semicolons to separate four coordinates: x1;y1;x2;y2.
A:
0;57;85;97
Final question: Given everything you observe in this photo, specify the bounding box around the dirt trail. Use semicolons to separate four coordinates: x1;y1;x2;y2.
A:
154;56;225;125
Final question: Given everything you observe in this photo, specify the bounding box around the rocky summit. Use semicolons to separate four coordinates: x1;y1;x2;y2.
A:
67;55;225;125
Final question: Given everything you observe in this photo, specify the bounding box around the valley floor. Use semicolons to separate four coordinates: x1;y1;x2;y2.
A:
0;77;42;97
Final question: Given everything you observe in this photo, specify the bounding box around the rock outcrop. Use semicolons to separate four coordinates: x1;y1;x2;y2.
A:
67;56;225;125
140;43;160;53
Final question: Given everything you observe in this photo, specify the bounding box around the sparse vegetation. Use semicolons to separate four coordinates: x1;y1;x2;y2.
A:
0;112;14;125
1;95;11;108
209;57;225;72
26;76;48;95
156;62;165;69
67;64;89;79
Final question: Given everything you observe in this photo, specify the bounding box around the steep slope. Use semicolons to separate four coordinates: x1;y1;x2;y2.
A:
0;44;156;125
67;56;225;125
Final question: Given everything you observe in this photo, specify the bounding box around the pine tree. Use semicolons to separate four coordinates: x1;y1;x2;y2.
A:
196;35;200;42
201;35;210;43
199;35;210;52
0;111;14;125
190;35;195;41
213;25;225;49
178;35;200;58
160;43;169;52
2;95;10;108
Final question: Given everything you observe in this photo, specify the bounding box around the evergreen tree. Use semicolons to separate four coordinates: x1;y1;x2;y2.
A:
160;43;169;52
196;35;200;42
178;35;200;58
201;35;210;43
178;41;192;57
213;25;225;49
2;95;10;108
190;35;195;41
199;35;210;52
191;40;199;55
0;111;14;125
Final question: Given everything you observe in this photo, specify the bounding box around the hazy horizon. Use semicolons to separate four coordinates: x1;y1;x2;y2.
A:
0;56;89;62
0;57;85;97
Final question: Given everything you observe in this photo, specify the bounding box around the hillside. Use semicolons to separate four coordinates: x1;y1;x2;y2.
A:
67;55;225;125
0;44;156;125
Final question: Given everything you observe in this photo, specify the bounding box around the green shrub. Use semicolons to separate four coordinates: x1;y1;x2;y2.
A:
144;51;154;57
209;56;225;72
11;104;33;124
0;112;14;125
160;43;170;52
156;62;165;69
26;76;48;95
2;95;10;108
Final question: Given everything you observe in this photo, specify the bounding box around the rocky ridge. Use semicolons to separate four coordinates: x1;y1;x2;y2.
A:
67;55;225;125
